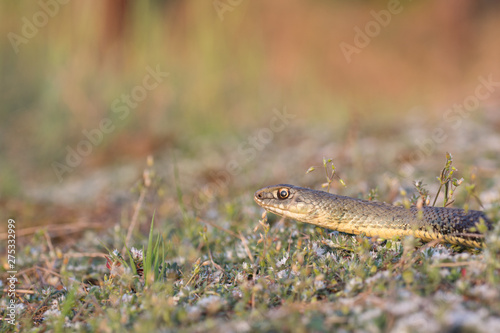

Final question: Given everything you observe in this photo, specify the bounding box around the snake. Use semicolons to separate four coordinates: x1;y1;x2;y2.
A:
254;184;492;247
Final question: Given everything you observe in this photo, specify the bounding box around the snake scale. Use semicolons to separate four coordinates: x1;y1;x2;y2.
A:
254;184;492;247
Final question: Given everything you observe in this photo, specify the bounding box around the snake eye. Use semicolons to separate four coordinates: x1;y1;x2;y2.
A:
277;188;289;199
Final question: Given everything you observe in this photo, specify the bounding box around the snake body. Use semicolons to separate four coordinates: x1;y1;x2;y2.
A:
254;184;492;247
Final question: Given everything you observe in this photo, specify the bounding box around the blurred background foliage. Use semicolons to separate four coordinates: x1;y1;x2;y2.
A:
1;0;500;201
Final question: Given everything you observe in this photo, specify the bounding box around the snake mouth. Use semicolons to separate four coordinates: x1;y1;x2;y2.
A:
253;190;277;212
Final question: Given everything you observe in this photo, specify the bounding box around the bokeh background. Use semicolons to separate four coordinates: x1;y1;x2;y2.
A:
1;0;500;233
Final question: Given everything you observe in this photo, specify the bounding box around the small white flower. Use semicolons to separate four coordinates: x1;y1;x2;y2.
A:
178;286;191;297
64;316;75;328
236;272;246;283
444;306;486;329
235;244;247;259
130;247;143;260
121;293;133;303
366;271;390;285
197;295;222;308
186;305;201;317
13;303;25;314
434;290;461;303
387;299;420;316
312;243;326;257
344;277;363;294
469;284;498;300
277;269;289;279
314;280;326;290
233;320;251;332
391;312;440;333
322;252;338;262
43;308;62;320
455;252;470;261
276;253;289;268
232;288;243;298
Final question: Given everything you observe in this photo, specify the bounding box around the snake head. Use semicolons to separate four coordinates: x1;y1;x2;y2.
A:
254;184;315;220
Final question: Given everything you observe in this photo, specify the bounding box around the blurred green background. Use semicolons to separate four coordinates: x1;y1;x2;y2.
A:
1;0;500;221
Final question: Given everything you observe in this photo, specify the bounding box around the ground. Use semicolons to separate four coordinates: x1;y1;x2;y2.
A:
2;118;500;331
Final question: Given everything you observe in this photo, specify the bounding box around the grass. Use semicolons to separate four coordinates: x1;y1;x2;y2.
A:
2;156;500;332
